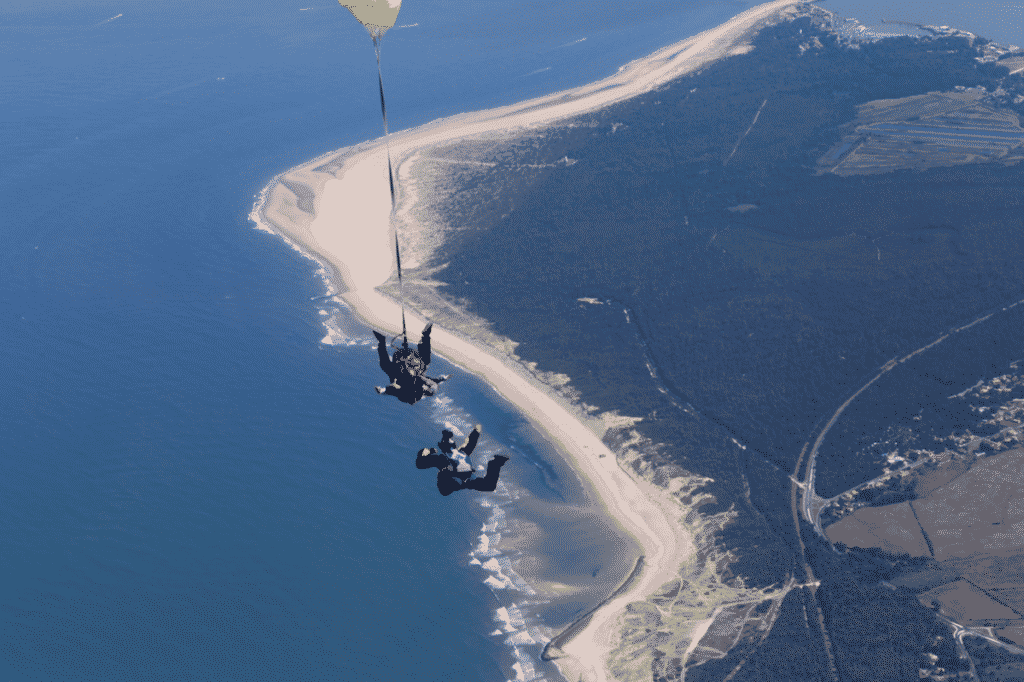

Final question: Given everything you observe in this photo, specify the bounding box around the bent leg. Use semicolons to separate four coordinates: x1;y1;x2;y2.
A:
465;455;508;492
424;376;449;390
381;384;417;405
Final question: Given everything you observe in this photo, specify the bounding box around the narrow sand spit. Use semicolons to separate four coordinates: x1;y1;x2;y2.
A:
262;2;801;679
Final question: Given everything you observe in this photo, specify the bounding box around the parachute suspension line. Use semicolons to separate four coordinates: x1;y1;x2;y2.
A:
372;36;407;347
395;229;407;347
372;38;396;210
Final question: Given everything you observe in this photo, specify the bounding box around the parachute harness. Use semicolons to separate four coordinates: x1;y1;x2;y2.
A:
372;35;408;348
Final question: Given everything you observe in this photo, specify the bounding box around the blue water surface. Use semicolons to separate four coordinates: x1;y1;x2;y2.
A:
7;0;1017;679
1;0;754;680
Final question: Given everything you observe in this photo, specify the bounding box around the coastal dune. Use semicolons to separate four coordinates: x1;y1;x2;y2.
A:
258;1;802;680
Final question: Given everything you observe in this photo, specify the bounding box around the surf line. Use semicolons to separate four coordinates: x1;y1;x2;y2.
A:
541;555;646;661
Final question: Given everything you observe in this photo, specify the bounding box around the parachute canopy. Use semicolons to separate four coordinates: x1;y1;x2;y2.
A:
338;0;402;41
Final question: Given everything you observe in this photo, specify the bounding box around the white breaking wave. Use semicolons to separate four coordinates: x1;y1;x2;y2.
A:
249;184;319;268
319;311;371;346
518;67;551;78
472;491;552;681
428;397;552;681
496;605;525;632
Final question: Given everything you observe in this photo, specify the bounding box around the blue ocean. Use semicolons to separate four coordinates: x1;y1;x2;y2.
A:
2;0;1019;680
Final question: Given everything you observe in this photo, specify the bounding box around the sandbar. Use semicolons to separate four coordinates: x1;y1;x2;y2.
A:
253;2;802;679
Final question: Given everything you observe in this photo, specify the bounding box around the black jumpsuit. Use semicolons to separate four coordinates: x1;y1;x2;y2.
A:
373;323;447;404
416;426;509;496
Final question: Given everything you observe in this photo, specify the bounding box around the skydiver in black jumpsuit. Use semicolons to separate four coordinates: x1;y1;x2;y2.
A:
373;322;449;404
416;425;509;496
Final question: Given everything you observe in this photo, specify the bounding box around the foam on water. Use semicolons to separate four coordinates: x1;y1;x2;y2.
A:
424;397;557;681
319;308;373;347
471;495;557;681
248;182;322;268
249;186;381;348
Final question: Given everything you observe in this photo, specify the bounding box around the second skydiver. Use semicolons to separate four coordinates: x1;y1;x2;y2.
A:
416;425;509;496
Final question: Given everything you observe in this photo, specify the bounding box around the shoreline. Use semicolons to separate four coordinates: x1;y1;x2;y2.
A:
253;2;803;679
541;556;646;663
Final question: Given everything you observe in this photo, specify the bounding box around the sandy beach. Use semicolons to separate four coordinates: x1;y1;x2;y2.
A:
255;1;802;679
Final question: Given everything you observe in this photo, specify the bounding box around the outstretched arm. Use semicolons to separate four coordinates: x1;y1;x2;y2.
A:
460;424;482;456
417;322;432;367
374;331;394;376
416;447;449;470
